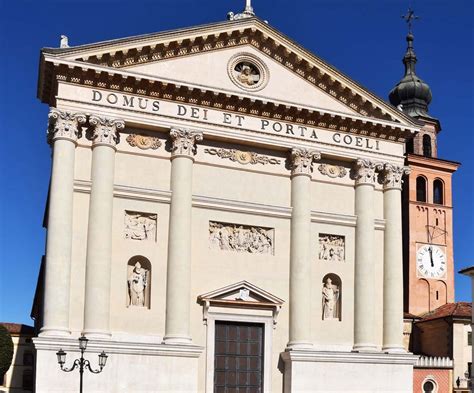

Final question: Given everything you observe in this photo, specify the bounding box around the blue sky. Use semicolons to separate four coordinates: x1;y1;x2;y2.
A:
0;0;472;325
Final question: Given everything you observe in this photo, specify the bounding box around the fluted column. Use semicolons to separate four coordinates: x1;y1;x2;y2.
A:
41;109;86;336
353;159;377;351
380;163;410;352
287;148;320;349
83;115;125;339
163;128;203;345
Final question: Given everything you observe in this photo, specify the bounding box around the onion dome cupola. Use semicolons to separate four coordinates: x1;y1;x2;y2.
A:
389;32;432;118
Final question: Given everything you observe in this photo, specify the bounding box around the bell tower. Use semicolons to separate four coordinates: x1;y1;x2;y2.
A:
389;10;460;316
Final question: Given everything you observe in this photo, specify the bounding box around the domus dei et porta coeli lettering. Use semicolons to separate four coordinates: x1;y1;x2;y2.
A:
31;2;444;392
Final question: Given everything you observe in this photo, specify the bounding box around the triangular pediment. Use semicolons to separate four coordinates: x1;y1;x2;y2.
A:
198;280;284;307
40;17;418;127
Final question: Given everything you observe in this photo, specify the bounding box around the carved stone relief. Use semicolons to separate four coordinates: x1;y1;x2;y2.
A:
127;257;151;308
322;274;341;321
124;211;157;241
88;115;125;147
318;164;347;179
209;221;274;254
205;148;281;165
319;234;345;262
126;134;162;150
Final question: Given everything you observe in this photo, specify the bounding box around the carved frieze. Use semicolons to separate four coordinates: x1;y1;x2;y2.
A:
124;211;157;241
319;234;345;262
126;134;162;150
204;148;281;166
170;128;203;158
47;108;86;144
353;159;377;185
290;148;321;176
209;221;274;254
89;115;125;148
318;164;347;179
379;163;410;190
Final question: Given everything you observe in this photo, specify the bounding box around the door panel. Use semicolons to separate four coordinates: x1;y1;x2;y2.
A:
214;321;264;393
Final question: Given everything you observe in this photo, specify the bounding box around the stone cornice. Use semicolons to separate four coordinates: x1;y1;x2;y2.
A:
38;18;419;128
41;60;416;143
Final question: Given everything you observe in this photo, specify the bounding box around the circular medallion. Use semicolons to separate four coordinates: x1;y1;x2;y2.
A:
235;150;252;164
228;53;269;91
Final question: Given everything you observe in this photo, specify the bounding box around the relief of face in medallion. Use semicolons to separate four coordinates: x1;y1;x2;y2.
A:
234;61;260;86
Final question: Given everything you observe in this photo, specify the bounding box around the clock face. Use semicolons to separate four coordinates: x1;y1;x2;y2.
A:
417;244;446;278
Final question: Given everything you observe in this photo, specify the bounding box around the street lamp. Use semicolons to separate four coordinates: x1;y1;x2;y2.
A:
56;335;108;393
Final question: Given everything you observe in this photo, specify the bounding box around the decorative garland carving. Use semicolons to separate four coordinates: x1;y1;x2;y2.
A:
204;148;280;166
318;164;347;179
126;134;162;150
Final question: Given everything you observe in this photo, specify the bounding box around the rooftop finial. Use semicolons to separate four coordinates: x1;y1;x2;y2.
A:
401;7;419;34
227;0;256;21
60;35;69;48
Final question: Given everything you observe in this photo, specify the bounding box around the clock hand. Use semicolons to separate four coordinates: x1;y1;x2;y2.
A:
429;247;434;267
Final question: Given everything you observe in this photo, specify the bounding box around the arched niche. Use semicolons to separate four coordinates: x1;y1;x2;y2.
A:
321;273;342;321
127;255;152;309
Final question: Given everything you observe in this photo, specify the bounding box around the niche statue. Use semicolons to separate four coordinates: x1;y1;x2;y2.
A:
128;262;148;307
322;277;340;320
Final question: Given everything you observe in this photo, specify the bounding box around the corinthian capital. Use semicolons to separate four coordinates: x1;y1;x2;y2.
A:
353;159;377;186
380;163;410;190
290;148;321;177
170;128;203;159
88;115;125;148
47;108;86;144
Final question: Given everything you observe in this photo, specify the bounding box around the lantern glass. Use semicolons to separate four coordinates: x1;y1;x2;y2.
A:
98;351;108;368
56;349;66;366
78;335;88;351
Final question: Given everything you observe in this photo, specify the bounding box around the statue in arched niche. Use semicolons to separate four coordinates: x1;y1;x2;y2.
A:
322;275;341;321
127;257;151;308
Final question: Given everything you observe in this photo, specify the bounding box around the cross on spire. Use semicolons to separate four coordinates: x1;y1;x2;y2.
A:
401;7;419;34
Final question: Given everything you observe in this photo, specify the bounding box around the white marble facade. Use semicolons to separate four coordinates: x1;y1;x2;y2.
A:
33;10;420;393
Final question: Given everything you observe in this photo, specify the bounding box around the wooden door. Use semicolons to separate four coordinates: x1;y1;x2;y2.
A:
214;321;264;393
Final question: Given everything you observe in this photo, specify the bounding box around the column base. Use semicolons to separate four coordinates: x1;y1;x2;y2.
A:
163;334;193;345
352;343;378;352
39;327;71;337
82;329;112;340
286;340;314;350
382;345;407;354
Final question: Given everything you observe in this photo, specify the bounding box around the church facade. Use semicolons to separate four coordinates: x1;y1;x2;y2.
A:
32;4;425;392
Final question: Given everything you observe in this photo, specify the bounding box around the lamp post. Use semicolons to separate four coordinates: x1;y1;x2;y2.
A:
56;335;108;393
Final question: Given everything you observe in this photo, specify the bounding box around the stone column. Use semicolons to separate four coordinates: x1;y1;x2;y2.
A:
41;109;86;336
287;148;320;349
380;163;409;352
83;115;125;339
353;159;378;351
163;128;203;345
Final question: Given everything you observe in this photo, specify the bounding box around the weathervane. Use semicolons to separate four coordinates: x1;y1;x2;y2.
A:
401;7;419;34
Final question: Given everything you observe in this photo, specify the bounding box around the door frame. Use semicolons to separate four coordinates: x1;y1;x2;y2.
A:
206;311;273;393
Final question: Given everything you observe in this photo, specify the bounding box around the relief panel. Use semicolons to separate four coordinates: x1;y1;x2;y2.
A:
318;234;345;262
124;211;157;241
209;221;274;254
